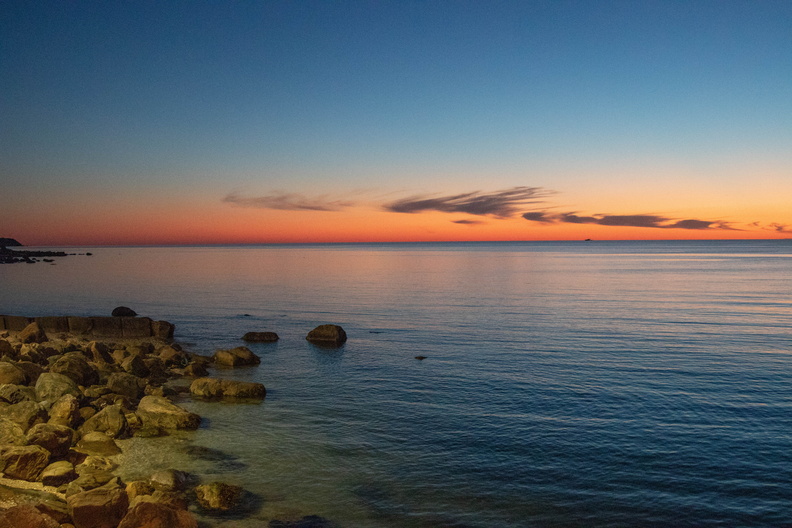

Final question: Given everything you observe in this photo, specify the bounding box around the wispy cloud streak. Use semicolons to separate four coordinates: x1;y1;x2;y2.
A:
223;192;355;212
384;187;550;218
523;211;738;230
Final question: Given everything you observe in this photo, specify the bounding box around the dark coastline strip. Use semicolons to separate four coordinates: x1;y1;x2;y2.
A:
0;247;69;264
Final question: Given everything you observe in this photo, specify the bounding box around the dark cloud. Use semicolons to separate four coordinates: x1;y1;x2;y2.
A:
384;187;550;218
521;211;553;223
223;192;354;211
452;219;485;225
766;223;792;234
523;211;738;230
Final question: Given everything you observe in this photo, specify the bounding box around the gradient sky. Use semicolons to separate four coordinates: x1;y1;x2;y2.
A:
2;0;791;245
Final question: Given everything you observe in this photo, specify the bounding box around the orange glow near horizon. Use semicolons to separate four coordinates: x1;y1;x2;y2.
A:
8;203;790;247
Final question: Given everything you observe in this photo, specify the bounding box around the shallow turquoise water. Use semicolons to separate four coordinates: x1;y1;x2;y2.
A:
2;240;792;526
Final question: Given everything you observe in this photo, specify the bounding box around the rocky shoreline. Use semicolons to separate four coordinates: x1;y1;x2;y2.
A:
0;310;345;527
0;247;72;265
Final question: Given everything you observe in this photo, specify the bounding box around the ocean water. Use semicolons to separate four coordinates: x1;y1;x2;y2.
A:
2;240;792;527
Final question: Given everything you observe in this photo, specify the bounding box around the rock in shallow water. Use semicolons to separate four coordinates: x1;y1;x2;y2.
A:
242;331;279;342
189;377;266;400
111;306;137;317
305;325;347;347
136;396;201;431
194;481;243;511
212;346;260;367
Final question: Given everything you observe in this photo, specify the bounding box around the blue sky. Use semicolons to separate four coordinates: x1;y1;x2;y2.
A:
2;1;791;244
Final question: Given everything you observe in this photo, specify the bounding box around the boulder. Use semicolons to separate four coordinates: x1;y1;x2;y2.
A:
0;416;26;445
40;460;77;486
79;404;130;439
85;341;113;364
0;339;15;358
242;331;279;342
189;377;266;400
158;346;189;368
212;346;260;367
47;394;81;428
0;361;27;385
4;400;47;432
117;501;198;528
149;469;188;492
14;361;44;385
50;352;99;386
0;444;50;481
33;499;71;524
136;396;200;430
128;489;188;511
306;324;347;347
126;480;155;499
74;431;122;456
67;469;119;495
78;455;118;474
35;372;81;404
0;383;37;404
25;423;74;458
106;372;144;400
182;362;208;377
0;504;60;528
18;322;48;344
67;482;129;528
121;354;150;377
194;481;243;511
111;306;137;317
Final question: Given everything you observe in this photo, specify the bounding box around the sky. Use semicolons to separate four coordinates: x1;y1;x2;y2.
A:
2;0;791;245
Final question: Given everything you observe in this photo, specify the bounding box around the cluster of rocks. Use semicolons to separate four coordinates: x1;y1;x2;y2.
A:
0;248;70;265
0;315;272;527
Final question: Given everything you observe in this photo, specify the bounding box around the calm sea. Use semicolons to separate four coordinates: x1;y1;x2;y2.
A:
2;240;792;527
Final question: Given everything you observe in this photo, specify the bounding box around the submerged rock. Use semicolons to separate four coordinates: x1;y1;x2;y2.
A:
306;325;347;347
194;481;243;511
269;515;335;528
242;331;279;343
